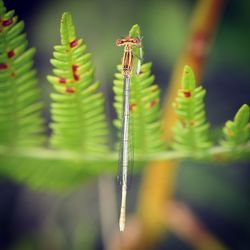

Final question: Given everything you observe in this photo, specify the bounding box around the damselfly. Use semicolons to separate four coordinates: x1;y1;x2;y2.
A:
116;35;142;231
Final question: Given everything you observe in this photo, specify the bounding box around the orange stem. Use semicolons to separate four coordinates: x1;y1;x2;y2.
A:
136;0;225;248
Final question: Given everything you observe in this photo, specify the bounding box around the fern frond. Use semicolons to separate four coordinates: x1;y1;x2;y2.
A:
221;104;250;148
0;0;44;147
0;140;249;192
47;12;108;154
113;24;165;155
172;65;211;152
0;148;115;191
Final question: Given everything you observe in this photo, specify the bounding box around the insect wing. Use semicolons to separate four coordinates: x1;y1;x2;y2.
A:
117;113;134;189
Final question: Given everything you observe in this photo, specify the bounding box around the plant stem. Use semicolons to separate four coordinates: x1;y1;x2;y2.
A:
134;0;225;249
163;201;229;250
0;143;248;172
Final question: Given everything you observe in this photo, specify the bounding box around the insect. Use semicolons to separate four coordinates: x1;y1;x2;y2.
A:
116;35;142;232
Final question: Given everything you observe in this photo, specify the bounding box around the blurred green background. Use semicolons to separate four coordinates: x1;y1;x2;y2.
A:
0;0;249;249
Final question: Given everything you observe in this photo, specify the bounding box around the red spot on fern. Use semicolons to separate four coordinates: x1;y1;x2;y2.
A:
59;77;66;84
70;39;78;48
129;103;137;112
0;63;8;69
2;19;13;27
66;87;76;94
10;72;16;77
183;91;191;98
190;120;196;126
7;50;15;58
150;99;158;107
181;120;187;128
72;64;78;72
73;74;80;81
72;64;79;81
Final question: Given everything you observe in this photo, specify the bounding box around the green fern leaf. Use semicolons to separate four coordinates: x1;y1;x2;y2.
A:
113;24;165;154
221;104;250;148
0;149;115;191
47;12;108;154
0;0;44;147
172;65;211;152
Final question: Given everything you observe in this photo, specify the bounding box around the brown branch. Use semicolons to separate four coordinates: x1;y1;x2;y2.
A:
163;201;229;250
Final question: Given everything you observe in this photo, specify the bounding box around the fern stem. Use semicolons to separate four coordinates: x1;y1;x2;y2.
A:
48;12;108;153
0;144;248;163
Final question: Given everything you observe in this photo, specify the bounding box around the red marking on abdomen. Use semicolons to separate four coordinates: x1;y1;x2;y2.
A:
2;19;13;27
66;87;76;94
7;50;15;58
0;63;8;69
70;39;78;48
183;91;191;98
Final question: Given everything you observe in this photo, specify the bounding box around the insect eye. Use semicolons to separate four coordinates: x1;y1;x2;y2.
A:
116;39;123;46
133;38;140;44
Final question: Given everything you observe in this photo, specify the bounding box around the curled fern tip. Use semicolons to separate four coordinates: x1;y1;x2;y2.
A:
60;12;76;45
182;65;196;90
129;24;141;38
235;104;249;126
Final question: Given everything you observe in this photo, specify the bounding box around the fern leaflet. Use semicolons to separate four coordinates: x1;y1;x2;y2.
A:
172;65;211;152
0;0;44;147
47;12;108;154
221;104;249;148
